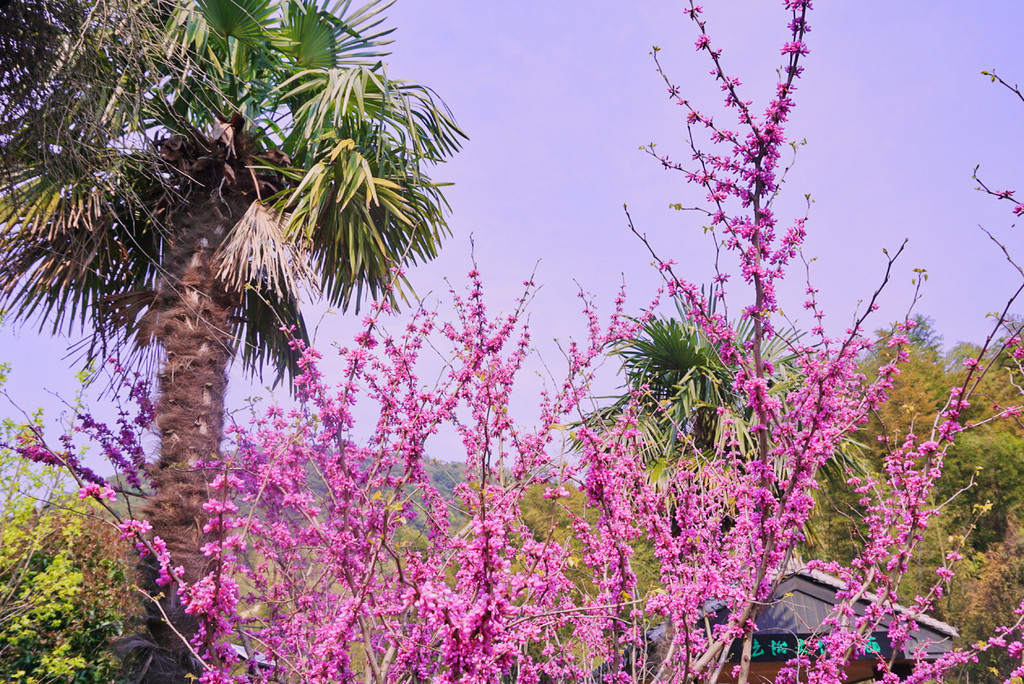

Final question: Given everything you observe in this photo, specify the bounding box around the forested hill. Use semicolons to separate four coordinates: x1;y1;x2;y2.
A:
810;316;1024;681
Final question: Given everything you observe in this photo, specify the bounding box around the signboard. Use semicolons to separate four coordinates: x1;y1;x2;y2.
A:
726;632;893;663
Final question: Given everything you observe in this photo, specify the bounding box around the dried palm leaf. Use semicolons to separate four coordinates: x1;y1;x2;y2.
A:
216;200;318;301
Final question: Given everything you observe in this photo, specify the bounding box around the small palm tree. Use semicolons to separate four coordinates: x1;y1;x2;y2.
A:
589;296;859;500
0;0;463;677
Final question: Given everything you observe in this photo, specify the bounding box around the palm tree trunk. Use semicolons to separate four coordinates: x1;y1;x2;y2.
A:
130;192;242;680
147;192;238;571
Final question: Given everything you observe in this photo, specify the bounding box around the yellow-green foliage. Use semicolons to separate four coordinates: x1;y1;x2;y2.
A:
0;422;135;683
519;483;662;606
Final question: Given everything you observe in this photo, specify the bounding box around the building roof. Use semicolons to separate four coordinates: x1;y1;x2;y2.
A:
717;565;957;664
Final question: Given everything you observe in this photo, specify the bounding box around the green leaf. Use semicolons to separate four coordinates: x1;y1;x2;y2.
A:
197;0;274;46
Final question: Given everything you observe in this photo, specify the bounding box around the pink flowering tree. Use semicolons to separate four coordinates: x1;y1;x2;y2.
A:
12;1;1024;683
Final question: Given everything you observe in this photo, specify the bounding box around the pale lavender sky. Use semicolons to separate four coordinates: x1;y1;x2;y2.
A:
378;0;1024;345
3;1;1023;465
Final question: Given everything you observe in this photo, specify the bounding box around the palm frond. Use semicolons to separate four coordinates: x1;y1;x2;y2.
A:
216;200;319;301
235;284;309;382
197;0;274;47
276;129;450;310
0;157;161;337
278;0;393;70
321;0;396;61
280;65;463;163
589;294;837;464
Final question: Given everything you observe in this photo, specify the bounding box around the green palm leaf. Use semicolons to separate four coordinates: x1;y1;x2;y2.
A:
197;0;274;46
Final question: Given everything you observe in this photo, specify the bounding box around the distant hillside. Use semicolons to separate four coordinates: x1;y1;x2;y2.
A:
424;459;466;500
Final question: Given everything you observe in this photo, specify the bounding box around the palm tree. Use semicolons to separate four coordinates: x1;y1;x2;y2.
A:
0;0;463;677
589;298;798;484
589;296;861;507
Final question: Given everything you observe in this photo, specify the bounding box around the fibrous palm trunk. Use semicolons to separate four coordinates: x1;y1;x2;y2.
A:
145;193;239;573
124;138;252;681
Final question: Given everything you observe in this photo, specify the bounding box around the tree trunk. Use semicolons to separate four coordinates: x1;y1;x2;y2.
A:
128;191;244;681
145;193;237;577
